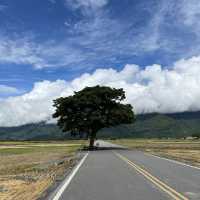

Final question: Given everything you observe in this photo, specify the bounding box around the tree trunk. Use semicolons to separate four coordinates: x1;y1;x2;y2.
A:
89;131;96;150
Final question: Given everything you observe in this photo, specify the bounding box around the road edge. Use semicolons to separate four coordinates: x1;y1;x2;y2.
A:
47;151;89;200
145;153;200;170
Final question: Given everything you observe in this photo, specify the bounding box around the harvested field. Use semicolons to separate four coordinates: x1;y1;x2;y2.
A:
0;141;86;200
110;139;200;167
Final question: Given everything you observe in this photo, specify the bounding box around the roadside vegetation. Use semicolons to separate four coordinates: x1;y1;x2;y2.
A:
110;139;200;167
0;141;86;200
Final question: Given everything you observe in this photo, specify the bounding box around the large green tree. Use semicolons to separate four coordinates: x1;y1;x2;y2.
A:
53;86;135;149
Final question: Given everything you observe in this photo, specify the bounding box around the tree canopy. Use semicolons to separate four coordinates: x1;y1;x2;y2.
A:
53;85;135;149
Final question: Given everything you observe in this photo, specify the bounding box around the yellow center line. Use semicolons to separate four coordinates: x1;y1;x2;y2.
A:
114;152;189;200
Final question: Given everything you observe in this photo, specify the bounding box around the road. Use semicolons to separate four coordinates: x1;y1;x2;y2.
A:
51;140;200;200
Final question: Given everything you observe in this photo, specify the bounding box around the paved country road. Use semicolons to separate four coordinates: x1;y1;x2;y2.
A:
50;140;200;200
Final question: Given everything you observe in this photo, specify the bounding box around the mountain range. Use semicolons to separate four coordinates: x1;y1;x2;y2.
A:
0;111;200;140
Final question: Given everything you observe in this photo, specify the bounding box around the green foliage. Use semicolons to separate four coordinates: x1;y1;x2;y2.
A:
52;86;135;148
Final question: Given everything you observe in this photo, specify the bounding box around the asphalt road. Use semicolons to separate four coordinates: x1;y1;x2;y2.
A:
51;140;200;200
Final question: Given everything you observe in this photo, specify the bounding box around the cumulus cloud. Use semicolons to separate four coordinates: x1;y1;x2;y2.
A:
0;80;68;126
1;56;200;126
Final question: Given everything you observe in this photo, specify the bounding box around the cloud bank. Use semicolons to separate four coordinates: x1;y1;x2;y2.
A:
1;56;200;126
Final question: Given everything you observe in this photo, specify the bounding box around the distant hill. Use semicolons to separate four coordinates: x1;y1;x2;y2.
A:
1;111;200;140
100;112;200;139
0;123;66;141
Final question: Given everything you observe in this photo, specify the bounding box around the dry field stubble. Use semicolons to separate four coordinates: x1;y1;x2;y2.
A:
110;139;200;167
0;141;86;200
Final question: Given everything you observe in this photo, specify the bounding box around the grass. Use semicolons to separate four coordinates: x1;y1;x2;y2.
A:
110;139;200;167
0;140;86;200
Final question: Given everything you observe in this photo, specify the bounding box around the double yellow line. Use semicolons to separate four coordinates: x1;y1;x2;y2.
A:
114;152;189;200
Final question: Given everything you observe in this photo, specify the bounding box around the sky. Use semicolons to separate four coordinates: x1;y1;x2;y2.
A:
1;0;200;126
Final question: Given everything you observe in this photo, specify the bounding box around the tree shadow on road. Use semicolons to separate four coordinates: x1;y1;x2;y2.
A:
82;146;128;151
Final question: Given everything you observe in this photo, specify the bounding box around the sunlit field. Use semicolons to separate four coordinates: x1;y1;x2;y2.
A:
110;139;200;167
0;141;86;200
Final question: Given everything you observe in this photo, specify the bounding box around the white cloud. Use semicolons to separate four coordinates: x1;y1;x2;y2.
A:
0;36;46;68
65;0;109;18
65;0;108;11
1;56;200;126
0;36;88;69
180;0;200;27
0;85;21;95
0;80;68;126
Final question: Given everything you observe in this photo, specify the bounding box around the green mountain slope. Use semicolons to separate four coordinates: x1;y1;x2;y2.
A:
1;112;200;140
100;112;200;139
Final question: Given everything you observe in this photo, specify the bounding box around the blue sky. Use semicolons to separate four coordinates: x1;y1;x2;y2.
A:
2;0;200;126
1;0;200;97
